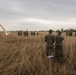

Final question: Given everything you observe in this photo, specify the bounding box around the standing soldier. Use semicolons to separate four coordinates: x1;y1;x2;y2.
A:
55;31;64;63
45;29;55;58
18;31;20;36
20;30;22;36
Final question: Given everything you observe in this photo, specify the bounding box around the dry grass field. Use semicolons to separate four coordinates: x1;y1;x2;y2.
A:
0;32;76;75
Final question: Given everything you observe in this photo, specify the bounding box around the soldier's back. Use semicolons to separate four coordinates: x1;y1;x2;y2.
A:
46;34;54;44
55;35;64;44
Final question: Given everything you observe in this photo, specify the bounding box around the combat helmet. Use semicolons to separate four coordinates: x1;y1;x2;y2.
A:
49;29;52;34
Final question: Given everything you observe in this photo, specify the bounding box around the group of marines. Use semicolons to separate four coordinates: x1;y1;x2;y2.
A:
45;30;64;63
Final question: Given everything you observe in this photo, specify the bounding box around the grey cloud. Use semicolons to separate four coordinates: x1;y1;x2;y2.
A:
0;0;76;31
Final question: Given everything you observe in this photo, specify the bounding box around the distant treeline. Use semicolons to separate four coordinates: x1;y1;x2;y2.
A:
0;29;76;32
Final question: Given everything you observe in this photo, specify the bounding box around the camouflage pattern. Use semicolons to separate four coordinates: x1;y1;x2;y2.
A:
45;30;55;56
55;31;64;62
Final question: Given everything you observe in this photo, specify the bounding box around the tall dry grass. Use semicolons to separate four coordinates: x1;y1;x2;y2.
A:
0;32;76;75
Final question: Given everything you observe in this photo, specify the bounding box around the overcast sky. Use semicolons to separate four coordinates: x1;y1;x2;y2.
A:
0;0;76;31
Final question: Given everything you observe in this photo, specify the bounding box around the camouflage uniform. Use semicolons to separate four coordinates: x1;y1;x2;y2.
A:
55;31;64;62
45;30;55;56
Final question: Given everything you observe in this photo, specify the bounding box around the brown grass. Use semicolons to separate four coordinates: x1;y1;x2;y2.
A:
0;32;76;75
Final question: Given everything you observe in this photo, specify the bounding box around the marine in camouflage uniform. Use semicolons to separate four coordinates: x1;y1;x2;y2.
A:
55;31;64;62
45;30;55;56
